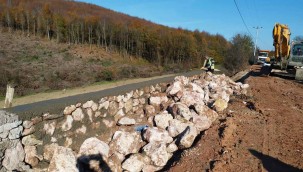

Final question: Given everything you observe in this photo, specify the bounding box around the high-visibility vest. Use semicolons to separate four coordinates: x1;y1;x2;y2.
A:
210;60;215;69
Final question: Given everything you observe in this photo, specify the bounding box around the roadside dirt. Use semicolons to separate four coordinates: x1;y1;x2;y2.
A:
168;74;303;171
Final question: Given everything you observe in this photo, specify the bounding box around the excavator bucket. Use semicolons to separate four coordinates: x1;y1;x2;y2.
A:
295;68;303;80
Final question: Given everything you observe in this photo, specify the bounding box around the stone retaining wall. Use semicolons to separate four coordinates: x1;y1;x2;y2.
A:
0;72;249;172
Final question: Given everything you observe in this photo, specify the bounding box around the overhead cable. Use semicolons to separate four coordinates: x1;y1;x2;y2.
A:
233;0;253;37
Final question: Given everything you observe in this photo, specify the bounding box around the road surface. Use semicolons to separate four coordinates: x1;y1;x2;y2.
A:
3;70;203;120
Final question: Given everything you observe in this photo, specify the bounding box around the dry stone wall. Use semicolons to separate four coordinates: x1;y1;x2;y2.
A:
0;72;249;172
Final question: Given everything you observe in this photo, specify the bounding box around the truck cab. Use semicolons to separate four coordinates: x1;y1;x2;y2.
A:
257;50;270;66
288;41;303;68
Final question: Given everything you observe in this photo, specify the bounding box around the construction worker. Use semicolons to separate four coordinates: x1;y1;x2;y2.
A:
205;57;215;72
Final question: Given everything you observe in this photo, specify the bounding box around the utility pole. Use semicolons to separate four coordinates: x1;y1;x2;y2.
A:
253;26;262;57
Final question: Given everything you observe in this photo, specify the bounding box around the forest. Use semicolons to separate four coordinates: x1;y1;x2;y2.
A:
0;0;231;68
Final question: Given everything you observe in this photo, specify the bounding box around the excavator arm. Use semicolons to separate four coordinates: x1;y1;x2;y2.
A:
273;23;291;63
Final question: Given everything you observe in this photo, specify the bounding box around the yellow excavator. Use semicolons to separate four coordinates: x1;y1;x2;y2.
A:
271;23;303;80
272;23;291;69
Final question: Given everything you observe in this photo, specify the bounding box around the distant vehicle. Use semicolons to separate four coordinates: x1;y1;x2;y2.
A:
257;50;270;66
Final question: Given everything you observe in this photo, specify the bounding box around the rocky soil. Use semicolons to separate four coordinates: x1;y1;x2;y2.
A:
168;74;303;172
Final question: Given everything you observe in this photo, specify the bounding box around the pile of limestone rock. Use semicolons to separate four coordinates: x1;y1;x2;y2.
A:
0;72;249;172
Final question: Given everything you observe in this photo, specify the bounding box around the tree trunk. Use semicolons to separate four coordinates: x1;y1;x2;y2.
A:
81;22;84;44
103;20;107;51
88;25;92;50
6;11;11;32
47;23;50;40
26;11;30;37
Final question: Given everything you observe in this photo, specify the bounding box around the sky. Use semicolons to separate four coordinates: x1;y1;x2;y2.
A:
80;0;303;51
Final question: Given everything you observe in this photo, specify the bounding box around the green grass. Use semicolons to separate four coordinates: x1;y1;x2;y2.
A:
0;95;5;101
92;80;117;86
88;58;113;67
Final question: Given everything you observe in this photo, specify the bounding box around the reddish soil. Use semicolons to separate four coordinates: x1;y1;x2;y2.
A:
168;74;303;171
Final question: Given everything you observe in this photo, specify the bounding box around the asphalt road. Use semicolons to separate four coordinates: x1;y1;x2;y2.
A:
4;70;203;120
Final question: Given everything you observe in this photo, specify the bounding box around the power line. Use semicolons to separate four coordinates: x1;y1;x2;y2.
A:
233;0;253;37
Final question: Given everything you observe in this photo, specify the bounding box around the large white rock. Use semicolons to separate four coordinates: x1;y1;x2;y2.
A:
241;83;249;89
22;134;43;146
86;108;94;122
124;91;133;102
82;100;94;108
116;95;124;102
189;83;204;93
23;120;33;129
110;131;142;155
124;99;133;113
22;126;35;136
167;119;192;137
166;81;183;95
174;76;189;85
192;113;212;132
194;103;218;122
117;117;136;125
169;102;192;121
63;105;76;115
133;98;140;107
3;141;25;171
61;115;73;131
44;121;56;135
71;108;84;121
107;152;124;172
144;105;156;116
24;145;39;167
114;109;126;122
149;93;168;106
143;127;173;144
142;165;162;172
43;143;59;161
8;125;23;139
48;146;78;172
98;100;110;110
108;101;119;116
143;142;170;167
154;111;173;129
180;90;205;107
91;102;99;112
78;137;110;158
167;142;178;153
213;98;228;112
139;97;146;105
0;129;9;138
208;81;218;91
121;154;145;172
179;125;198;149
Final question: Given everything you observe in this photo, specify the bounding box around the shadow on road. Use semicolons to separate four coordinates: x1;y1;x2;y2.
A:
77;154;112;172
249;149;303;172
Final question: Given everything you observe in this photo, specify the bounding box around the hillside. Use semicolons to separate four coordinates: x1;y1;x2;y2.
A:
0;0;232;98
0;0;230;65
0;32;161;98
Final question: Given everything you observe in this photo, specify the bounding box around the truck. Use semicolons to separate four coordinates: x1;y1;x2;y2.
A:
271;23;303;80
257;50;270;66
